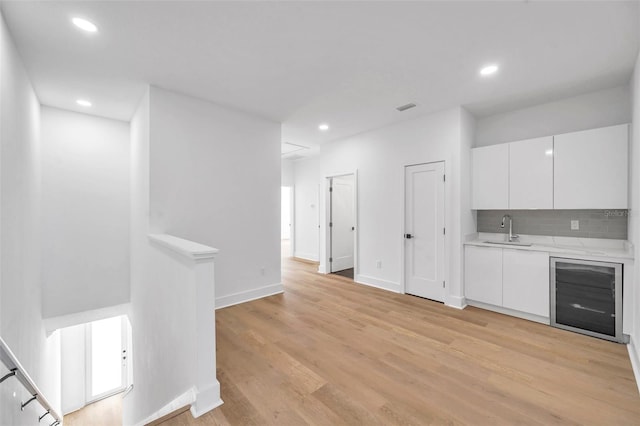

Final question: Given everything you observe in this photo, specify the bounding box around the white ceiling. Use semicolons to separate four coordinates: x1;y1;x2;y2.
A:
1;1;638;153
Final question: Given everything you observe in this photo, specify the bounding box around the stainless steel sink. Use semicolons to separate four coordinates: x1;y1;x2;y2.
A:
483;240;533;247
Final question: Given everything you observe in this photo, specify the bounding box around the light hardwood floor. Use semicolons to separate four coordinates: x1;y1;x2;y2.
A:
63;393;122;426
163;257;640;425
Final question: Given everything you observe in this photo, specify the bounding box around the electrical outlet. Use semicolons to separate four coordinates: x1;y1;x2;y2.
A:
376;260;382;269
571;220;579;231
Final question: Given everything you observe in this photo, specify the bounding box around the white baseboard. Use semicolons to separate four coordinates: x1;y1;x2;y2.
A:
466;300;550;325
446;295;467;310
318;264;327;274
627;335;640;395
191;381;223;418
135;387;196;426
63;402;85;416
215;283;284;309
293;252;319;262
355;274;401;293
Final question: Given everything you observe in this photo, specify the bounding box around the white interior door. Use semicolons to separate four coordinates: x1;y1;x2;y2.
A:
330;175;354;272
404;162;445;302
86;316;127;403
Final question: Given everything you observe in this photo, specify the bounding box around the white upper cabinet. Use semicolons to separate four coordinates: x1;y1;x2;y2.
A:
472;144;508;210
554;124;628;209
509;136;553;209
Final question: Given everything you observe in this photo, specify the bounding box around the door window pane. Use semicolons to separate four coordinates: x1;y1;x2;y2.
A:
90;317;122;397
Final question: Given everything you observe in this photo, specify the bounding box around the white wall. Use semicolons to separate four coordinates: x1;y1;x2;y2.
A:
40;107;130;318
125;85;277;423
0;10;61;424
123;88;151;425
124;238;199;425
314;107;469;306
628;43;640;381
457;108;477;300
125;89;195;425
148;86;282;308
281;158;294;186
60;324;85;414
293;157;320;261
475;85;631;146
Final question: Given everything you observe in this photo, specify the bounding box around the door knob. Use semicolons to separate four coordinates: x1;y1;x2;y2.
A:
405;234;413;239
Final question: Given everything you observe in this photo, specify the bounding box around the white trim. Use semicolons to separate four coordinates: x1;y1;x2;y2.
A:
148;234;219;261
466;300;550;325
293;252;319;262
446;295;467;310
215;283;284;309
627;336;640;395
134;387;196;426
44;303;131;336
355;274;401;293
317;264;327;274
353;171;360;277
290;185;296;258
63;402;85;416
191;381;223;418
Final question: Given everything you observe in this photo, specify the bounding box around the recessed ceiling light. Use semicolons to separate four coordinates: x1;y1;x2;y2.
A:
318;123;330;131
76;99;92;107
72;17;98;33
480;64;499;76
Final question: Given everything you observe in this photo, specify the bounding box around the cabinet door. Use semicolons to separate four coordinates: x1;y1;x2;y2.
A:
464;246;502;306
509;136;553;209
502;249;549;317
554;124;628;209
472;144;509;210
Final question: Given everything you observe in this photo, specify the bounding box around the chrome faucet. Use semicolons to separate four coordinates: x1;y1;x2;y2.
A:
500;214;519;242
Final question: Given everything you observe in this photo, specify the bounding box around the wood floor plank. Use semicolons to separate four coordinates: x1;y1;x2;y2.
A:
162;257;640;425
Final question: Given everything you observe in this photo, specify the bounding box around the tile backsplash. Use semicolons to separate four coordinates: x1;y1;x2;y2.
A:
476;210;628;240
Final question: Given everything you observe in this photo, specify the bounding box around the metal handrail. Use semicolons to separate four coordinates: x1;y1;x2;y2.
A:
0;336;62;424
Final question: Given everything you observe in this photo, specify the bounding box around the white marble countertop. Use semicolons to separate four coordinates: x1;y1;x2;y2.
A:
465;233;634;261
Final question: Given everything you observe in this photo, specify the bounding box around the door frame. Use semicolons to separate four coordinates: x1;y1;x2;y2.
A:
281;185;295;257
322;170;358;276
401;160;448;299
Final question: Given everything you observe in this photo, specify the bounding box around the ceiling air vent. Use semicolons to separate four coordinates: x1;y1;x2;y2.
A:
396;103;417;112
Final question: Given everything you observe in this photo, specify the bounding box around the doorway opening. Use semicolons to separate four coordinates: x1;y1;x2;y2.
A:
403;161;445;302
60;315;132;416
327;173;356;280
281;186;293;258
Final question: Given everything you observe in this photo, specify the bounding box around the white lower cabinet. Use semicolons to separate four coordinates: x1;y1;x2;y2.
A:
464;246;503;306
502;249;550;317
465;245;550;319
